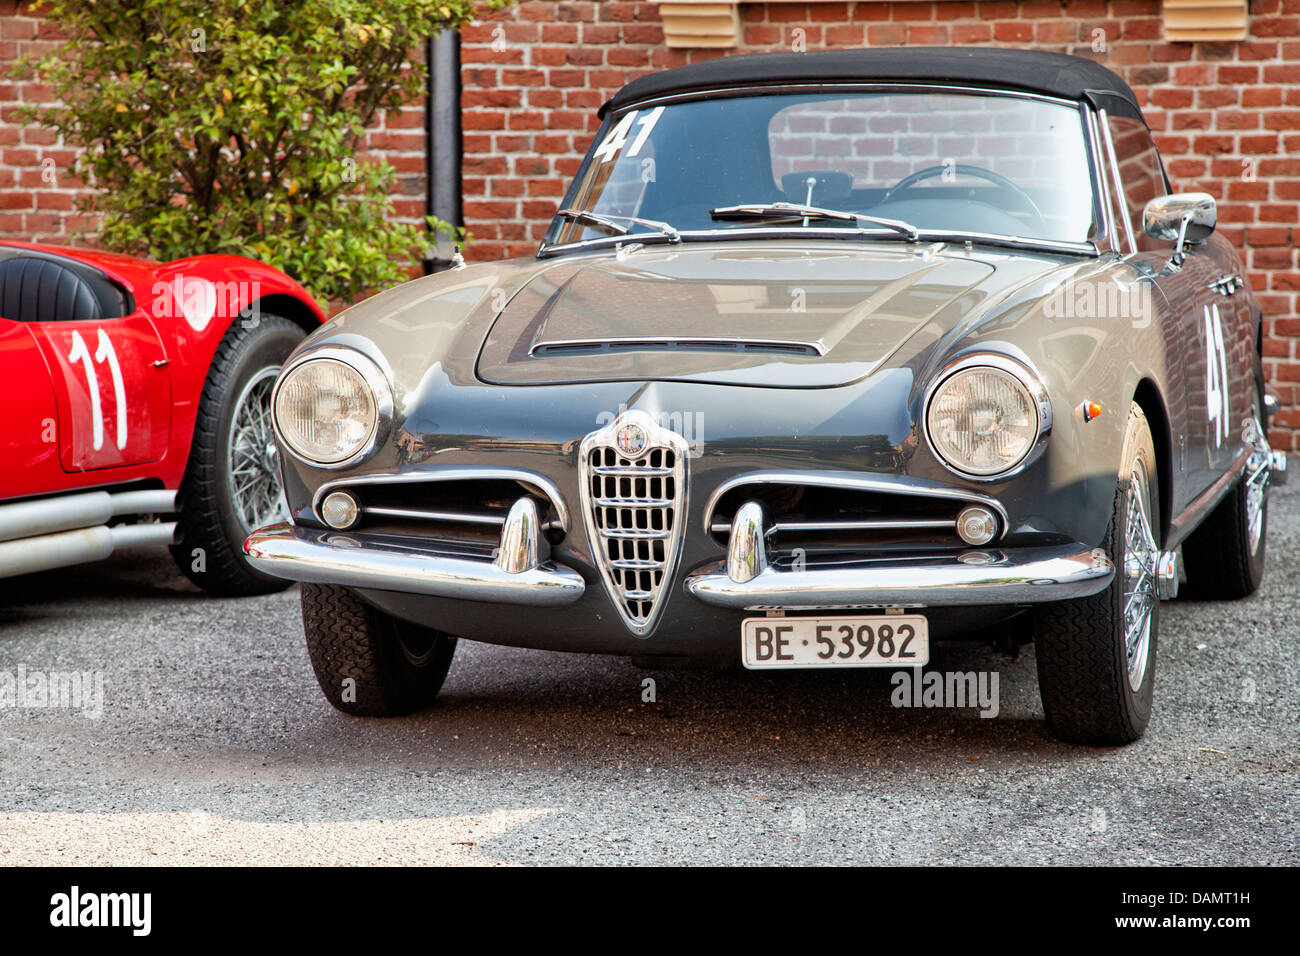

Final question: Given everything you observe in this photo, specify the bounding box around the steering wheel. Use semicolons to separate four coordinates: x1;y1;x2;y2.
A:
882;164;1048;235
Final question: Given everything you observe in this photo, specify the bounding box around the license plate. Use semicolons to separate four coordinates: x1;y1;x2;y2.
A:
741;615;929;669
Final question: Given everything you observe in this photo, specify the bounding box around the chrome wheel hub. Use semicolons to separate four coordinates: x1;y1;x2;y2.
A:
1244;399;1270;556
1122;459;1158;693
227;366;288;534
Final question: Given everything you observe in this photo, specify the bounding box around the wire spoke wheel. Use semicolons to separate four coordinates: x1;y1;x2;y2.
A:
1244;394;1269;557
1122;459;1158;693
225;365;286;535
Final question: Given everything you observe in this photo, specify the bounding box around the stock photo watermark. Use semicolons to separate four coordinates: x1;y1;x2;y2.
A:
150;274;265;331
595;406;706;458
890;667;1000;719
49;886;151;936
0;665;105;719
1044;278;1155;328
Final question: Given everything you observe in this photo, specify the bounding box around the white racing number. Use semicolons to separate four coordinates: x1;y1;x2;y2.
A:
66;328;128;451
1204;304;1230;449
592;107;664;165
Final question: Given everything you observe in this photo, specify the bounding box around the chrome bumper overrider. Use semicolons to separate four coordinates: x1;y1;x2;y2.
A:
685;545;1116;610
244;518;585;607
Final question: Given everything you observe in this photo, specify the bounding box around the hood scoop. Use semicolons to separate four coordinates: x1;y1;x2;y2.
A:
477;245;995;388
531;337;823;358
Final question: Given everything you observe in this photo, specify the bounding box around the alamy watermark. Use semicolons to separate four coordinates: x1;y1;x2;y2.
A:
150;273;265;332
595;405;706;458
0;665;104;719
890;667;999;718
1044;278;1155;328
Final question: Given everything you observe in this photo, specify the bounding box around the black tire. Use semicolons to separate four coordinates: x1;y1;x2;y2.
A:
170;314;305;595
1180;374;1268;600
1033;402;1160;745
300;583;457;717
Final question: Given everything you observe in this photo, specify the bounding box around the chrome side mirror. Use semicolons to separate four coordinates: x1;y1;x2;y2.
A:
1144;192;1216;266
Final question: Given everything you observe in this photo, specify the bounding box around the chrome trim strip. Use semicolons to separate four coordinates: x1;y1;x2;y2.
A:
1085;108;1119;255
594;464;673;477
243;522;584;606
530;336;825;357
611;82;1082;117
710;518;957;534
1167;449;1249;549
313;467;571;532
922;352;1053;483
1098;108;1138;255
538;228;1098;260
601;527;670;539
702;471;1009;537
364;506;506;527
685;543;1113;610
271;346;394;472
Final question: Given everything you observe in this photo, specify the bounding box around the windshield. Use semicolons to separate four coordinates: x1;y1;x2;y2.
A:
546;90;1098;249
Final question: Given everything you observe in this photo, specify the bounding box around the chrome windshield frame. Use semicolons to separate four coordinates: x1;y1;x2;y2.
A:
541;81;1103;261
537;226;1100;260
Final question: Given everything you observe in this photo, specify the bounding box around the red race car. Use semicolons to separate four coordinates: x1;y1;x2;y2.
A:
0;241;325;594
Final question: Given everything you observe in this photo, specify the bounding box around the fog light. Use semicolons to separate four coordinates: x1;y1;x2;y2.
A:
320;491;360;530
956;505;998;545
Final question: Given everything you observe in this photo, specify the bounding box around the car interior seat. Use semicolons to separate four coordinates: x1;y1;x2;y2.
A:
0;247;133;324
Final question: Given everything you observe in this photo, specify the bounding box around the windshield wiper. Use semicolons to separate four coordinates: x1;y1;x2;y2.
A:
555;208;681;243
710;202;919;241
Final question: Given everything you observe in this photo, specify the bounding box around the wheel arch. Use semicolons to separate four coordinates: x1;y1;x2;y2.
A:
1132;377;1173;546
248;292;324;336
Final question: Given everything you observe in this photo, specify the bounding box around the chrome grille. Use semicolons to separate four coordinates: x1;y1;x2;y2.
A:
579;411;689;637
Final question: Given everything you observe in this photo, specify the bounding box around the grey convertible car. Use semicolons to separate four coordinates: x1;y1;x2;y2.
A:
247;48;1285;744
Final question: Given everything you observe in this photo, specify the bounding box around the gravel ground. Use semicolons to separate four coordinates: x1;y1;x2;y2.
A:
0;481;1296;866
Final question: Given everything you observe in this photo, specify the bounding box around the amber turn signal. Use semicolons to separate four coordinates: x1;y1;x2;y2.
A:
1078;401;1103;423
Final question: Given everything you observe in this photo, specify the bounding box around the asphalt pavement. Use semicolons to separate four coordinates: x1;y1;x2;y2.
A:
1;480;1296;865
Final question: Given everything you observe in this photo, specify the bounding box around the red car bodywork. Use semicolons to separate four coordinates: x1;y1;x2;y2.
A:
0;241;325;502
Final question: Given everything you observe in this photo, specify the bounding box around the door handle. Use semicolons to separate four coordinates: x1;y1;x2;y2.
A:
1210;274;1243;296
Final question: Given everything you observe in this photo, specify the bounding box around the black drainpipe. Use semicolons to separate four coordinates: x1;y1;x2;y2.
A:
425;30;462;274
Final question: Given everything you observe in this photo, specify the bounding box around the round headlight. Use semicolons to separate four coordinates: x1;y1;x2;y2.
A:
926;360;1046;478
273;351;389;467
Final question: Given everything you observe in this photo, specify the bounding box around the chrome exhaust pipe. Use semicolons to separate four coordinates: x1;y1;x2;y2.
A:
0;489;176;544
0;521;178;579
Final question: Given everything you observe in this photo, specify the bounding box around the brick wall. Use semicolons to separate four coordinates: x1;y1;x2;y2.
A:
0;2;428;248
1;1;1299;446
459;0;1300;448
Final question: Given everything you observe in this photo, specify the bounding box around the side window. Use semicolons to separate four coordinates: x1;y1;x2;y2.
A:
1106;114;1168;253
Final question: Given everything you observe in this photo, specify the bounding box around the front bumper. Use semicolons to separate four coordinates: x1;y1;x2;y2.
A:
247;521;1116;614
684;545;1114;610
244;522;586;607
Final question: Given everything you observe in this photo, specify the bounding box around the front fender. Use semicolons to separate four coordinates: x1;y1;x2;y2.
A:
140;255;327;486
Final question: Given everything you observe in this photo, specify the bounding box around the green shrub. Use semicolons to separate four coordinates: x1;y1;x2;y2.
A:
22;0;504;305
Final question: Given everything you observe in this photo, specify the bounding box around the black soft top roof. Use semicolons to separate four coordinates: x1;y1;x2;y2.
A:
600;47;1140;118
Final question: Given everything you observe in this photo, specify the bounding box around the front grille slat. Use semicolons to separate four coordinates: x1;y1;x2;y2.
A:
601;527;670;539
579;414;689;637
593;465;673;477
594;497;673;508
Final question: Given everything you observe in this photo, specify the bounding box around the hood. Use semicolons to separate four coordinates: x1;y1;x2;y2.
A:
476;244;999;388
